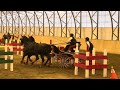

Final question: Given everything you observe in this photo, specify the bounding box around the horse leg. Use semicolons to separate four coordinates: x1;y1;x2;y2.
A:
31;54;39;65
21;53;26;64
44;54;51;66
40;55;45;66
36;54;39;60
28;55;32;64
24;55;31;64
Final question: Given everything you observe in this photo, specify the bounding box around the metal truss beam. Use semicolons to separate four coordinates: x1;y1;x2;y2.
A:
109;11;119;40
88;11;99;39
57;11;67;37
0;11;3;33
44;11;55;36
34;11;44;36
71;11;82;38
16;11;26;35
9;11;18;34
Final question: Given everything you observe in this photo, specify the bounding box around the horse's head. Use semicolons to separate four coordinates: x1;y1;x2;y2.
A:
20;37;24;45
51;45;60;54
20;36;30;46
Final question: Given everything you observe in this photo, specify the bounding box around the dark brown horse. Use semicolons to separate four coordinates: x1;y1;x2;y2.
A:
20;36;59;66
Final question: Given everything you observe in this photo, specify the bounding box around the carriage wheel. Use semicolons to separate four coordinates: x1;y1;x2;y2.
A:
60;55;74;68
53;54;62;63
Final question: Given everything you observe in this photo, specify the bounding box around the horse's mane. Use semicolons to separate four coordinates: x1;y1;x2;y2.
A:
20;36;33;47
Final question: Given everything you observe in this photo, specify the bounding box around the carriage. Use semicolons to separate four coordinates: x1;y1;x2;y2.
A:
19;36;81;68
51;42;81;68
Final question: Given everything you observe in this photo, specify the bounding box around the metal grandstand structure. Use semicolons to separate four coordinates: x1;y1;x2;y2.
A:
0;11;119;40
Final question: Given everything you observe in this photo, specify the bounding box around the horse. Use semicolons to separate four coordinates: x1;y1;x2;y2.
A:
1;32;12;45
20;36;59;67
20;36;39;64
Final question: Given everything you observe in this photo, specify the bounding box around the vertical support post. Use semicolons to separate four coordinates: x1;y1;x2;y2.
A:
66;11;67;37
17;40;19;55
51;47;54;64
118;11;119;40
1;11;2;33
34;11;35;35
12;11;13;34
9;39;12;44
4;39;8;69
74;43;79;75
50;40;52;44
103;49;107;77
10;46;13;71
20;45;23;56
92;48;96;75
43;11;44;36
53;11;55;36
85;51;90;78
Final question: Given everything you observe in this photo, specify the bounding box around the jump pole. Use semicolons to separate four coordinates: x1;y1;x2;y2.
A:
74;43;79;75
16;39;20;55
9;46;13;71
20;45;23;56
92;48;95;75
85;51;90;78
4;39;8;69
103;49;107;77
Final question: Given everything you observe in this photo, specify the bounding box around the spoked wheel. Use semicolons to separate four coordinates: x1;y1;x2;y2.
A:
60;55;74;68
53;54;62;63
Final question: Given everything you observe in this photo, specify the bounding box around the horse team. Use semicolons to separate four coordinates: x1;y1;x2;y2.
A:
0;33;82;68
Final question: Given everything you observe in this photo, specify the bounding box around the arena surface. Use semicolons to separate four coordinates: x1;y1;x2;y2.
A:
0;51;119;79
